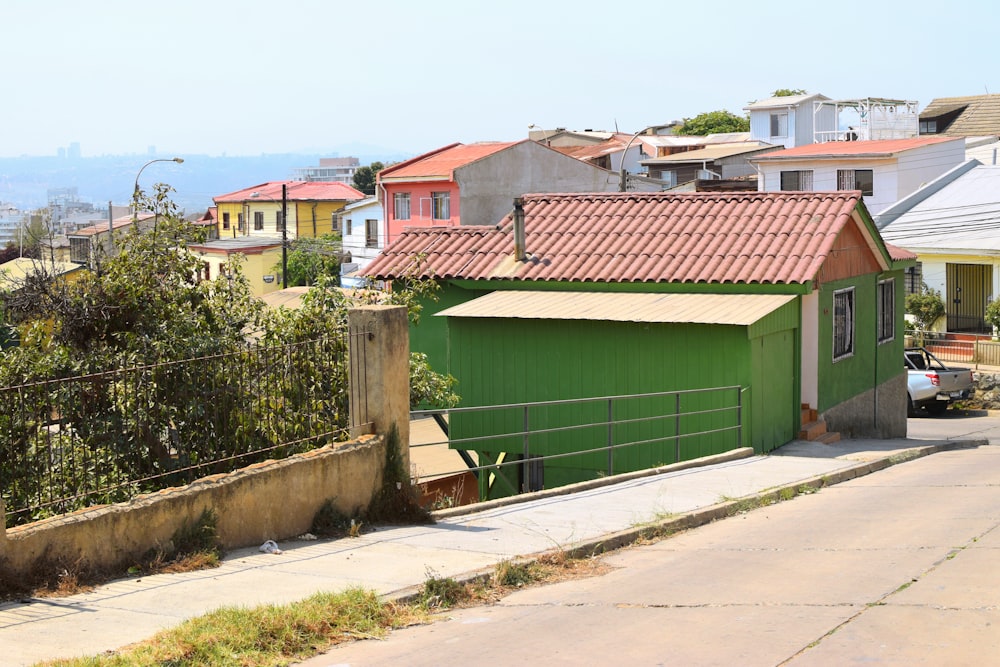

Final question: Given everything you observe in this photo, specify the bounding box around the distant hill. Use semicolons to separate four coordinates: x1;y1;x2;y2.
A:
0;150;412;215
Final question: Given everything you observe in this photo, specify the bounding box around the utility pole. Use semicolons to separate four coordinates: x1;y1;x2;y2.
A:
282;183;288;289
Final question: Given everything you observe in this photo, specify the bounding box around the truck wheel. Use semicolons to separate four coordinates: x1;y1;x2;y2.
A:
924;401;948;416
907;395;918;418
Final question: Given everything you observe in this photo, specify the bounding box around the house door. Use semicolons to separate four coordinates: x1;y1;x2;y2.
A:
946;263;992;333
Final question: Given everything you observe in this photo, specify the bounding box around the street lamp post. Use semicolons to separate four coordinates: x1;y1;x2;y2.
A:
618;129;651;192
133;157;184;232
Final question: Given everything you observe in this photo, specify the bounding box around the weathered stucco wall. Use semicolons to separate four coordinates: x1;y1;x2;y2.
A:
2;435;386;576
822;373;908;439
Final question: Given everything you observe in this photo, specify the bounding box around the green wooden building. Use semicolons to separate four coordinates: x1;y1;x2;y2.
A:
365;192;915;497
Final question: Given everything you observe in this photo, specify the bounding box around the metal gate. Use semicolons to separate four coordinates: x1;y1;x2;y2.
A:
946;263;992;333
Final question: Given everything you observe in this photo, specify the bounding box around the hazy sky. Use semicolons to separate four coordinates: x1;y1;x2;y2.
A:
1;0;997;159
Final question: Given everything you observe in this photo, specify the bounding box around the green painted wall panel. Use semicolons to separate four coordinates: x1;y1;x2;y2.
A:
409;283;487;383
750;329;797;450
446;316;799;498
817;272;906;412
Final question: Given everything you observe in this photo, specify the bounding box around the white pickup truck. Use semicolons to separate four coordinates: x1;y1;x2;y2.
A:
905;347;975;416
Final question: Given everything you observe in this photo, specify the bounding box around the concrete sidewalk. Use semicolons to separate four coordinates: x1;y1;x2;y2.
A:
0;437;983;666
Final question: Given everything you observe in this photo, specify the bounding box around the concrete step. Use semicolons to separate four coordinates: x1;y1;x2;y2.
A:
798;420;828;441
814;431;842;445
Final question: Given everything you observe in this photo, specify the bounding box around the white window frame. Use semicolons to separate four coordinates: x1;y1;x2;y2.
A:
432;192;450;220
394;192;411;221
833;287;855;361
365;219;378;248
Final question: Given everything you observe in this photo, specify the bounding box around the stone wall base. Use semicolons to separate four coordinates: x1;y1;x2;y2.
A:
822;374;908;439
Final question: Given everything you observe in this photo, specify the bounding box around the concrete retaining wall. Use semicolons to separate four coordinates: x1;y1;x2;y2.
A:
1;304;412;582
2;434;386;575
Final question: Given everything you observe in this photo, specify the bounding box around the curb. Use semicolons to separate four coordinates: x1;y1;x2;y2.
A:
390;439;988;604
430;447;756;521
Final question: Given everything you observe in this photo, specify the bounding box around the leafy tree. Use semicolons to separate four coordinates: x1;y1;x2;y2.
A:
351;161;385;196
772;88;807;97
10;210;49;259
2;186;263;371
674;110;750;136
275;233;343;287
260;274;459;410
905;283;945;333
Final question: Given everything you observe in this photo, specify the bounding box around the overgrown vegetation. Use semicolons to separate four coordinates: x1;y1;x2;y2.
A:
38;588;427;667
273;233;344;287
1;508;222;602
311;424;432;538
0;186;458;526
37;552;607;666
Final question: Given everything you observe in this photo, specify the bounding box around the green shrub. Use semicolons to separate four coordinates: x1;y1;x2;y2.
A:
905;283;945;331
985;298;1000;334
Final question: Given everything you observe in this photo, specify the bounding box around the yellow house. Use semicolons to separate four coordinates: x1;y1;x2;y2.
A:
187;238;284;297
213;180;364;242
0;256;85;291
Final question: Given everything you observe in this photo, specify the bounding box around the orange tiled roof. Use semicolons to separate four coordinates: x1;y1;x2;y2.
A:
214;180;363;203
70;213;154;237
885;243;918;262
365;191;878;285
378;141;522;181
752;136;958;160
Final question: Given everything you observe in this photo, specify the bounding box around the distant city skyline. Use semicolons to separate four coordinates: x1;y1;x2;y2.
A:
1;0;997;160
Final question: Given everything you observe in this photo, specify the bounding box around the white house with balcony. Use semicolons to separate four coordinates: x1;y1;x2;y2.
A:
746;94;919;148
339;196;383;287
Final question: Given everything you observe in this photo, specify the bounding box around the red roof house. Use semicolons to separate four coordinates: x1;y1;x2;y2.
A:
367;191;914;454
376;140;629;244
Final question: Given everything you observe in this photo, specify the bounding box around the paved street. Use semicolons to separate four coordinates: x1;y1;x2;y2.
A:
304;422;1000;666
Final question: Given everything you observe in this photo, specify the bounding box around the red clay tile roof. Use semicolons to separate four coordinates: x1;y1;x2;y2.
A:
551;137;628;161
885;242;918;262
752;136;959;160
214;181;363;203
365;191;881;285
70;213;154;236
377;141;522;181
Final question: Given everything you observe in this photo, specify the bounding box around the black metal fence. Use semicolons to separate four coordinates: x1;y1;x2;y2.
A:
2;332;363;526
905;329;1000;368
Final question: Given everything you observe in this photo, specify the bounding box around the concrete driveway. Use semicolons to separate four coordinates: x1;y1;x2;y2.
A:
304;432;1000;666
907;407;1000;443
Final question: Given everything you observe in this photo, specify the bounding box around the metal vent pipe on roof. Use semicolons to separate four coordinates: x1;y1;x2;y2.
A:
513;197;526;261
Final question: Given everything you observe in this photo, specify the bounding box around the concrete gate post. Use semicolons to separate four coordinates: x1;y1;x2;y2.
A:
348;305;411;474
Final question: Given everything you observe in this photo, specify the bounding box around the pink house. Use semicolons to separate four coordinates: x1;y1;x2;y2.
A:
377;140;623;243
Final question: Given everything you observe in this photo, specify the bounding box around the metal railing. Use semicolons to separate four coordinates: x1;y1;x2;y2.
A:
906;329;1000;369
2;332;366;526
411;385;743;499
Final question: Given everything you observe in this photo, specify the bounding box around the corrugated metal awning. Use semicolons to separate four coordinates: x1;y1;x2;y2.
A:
436;291;798;325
